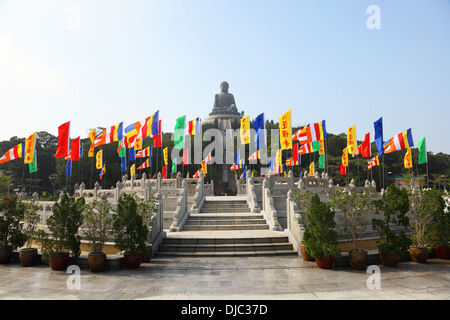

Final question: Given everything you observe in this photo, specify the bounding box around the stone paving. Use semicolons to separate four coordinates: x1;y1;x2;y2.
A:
0;254;449;300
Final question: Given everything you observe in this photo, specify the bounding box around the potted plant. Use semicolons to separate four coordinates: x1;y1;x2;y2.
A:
331;188;373;270
81;199;113;272
0;196;27;264
426;189;450;259
19;200;40;266
294;190;315;261
135;196;157;263
304;194;341;269
112;193;149;269
36;193;85;270
372;185;411;267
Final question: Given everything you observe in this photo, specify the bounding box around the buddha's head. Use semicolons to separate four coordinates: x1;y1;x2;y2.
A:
220;81;229;93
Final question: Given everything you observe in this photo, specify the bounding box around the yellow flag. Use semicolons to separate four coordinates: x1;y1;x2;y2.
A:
342;147;348;167
319;139;325;155
240;115;250;144
135;138;142;151
279;108;292;150
130;163;135;177
309;162;315;177
404;148;413;169
275;149;282;172
347;125;357;155
24;132;37;164
201;160;207;174
163;147;168;165
96;150;102;169
88;129;96;157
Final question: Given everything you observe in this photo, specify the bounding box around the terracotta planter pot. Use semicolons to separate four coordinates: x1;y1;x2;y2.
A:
434;246;450;260
378;249;399;267
316;256;334;269
348;250;368;270
0;246;12;264
49;253;70;270
88;252;107;272
141;245;153;263
409;246;428;263
20;248;38;267
123;253;142;269
300;243;315;261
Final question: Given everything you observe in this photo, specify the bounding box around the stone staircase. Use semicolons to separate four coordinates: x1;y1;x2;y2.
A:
156;197;297;257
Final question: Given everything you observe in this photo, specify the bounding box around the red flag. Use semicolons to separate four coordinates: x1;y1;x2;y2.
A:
340;162;347;175
359;132;371;158
55;121;70;159
162;165;167;179
153;120;162;148
183;148;189;165
293;143;299;164
70;137;80;161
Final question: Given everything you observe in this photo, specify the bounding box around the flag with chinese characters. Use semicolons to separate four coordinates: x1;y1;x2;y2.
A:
342;148;348;167
240;115;250;144
88;129;96;157
24;132;37;164
309;162;315;177
96;150;102;169
279;108;292;150
347;125;357;155
130;163;135;177
163;147;168;165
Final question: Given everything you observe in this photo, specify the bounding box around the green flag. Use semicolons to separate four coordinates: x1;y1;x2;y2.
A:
29;150;37;173
312;140;321;152
174;115;186;149
418;137;427;164
318;154;325;169
117;139;126;158
172;158;177;174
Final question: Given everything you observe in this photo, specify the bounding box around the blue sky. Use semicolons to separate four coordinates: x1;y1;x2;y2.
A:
0;0;449;154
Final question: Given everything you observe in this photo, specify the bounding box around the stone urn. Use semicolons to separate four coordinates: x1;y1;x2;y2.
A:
409;246;428;263
348;250;368;270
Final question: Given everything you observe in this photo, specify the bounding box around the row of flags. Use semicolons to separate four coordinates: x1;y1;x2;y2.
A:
0;108;430;184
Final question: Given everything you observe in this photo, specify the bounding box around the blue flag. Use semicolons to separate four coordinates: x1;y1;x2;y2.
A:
254;113;266;149
65;159;72;176
129;146;136;161
234;149;240;166
120;156;126;172
374;117;384;155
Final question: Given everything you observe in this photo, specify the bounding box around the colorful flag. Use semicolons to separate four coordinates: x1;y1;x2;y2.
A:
201;160;207;174
174;116;186;149
358;132;371;158
367;155;379;170
279;108;292;150
96;150;102;169
275;149;283;173
70;136;80;162
248;150;260;161
88;129;96;157
234;149;243;168
29;150;37;173
23;132;37;164
383;128;414;154
187;117;200;135
94;122;123;147
293;144;299;165
203;152;212;164
55;121;70;159
254;113;266;149
137;158;150;170
130;163;135;177
162;165;167;179
172;158;177;174
318;154;325;169
340;162;347;175
310;120;326;141
117;138;126;158
298;142;313;155
374;117;384;155
240;166;247;180
0;143;23;164
286;157;294;167
99;163;106;179
240;115;250;144
404;148;413;169
134;138;142;151
129;146;136;161
136;146;151;158
347;125;357;155
193;169;201;178
65;159;72;176
417;137;427;165
120;156;126;172
293;126;311;145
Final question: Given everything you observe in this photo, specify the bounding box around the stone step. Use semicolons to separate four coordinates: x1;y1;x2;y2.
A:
158;242;295;253
200;208;251;213
183;224;270;231
155;250;297;257
189;213;264;220
162;236;291;245
185;219;267;226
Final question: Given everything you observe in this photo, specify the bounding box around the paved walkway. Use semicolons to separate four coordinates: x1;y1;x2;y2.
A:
0;254;449;300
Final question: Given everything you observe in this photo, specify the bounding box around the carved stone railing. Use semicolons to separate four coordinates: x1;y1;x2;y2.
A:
169;180;189;232
261;178;282;231
246;172;260;213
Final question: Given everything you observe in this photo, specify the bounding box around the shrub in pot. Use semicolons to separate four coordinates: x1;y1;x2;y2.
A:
304;194;341;269
113;193;149;269
20;200;40;266
426;189;449;259
331;188;373;270
294;190;315;261
372;185;411;267
81;198;113;272
135;195;157;263
0;196;27;264
36;193;85;270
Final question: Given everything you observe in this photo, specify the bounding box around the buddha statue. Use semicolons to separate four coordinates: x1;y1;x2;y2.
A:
210;81;239;115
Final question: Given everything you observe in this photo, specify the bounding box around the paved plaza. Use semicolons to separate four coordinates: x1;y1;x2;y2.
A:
0;254;448;301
